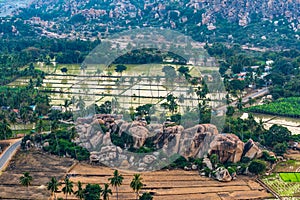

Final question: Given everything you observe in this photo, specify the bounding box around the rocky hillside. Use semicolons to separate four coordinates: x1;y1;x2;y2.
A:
75;114;266;171
0;0;299;48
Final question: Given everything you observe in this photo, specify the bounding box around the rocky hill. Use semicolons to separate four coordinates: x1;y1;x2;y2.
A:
0;0;299;48
75;114;266;171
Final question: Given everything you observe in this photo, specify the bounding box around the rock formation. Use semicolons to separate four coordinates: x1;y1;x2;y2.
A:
75;114;266;171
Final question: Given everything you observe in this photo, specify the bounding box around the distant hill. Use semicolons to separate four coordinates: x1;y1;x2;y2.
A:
0;0;299;48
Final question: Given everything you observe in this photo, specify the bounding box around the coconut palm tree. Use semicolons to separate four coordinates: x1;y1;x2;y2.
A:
74;181;84;200
62;177;74;200
76;96;85;111
236;97;243;111
147;76;153;100
64;99;71;112
19;172;33;199
137;76;142;105
187;86;194;107
70;96;77;111
130;174;143;200
129;77;135;106
0;119;12;139
36;119;43;133
155;75;161;100
108;170;124;200
47;177;61;200
8;111;17;130
101;183;112;200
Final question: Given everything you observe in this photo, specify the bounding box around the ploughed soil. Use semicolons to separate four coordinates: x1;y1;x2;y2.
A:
0;149;74;200
0;150;273;200
56;163;273;200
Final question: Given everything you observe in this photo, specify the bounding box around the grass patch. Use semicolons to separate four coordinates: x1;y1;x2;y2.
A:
274;160;300;172
280;173;300;182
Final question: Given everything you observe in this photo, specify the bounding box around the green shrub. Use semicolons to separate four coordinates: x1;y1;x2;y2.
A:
248;160;266;175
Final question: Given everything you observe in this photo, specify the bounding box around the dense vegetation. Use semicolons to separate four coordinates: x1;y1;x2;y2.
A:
245;97;300;118
0;38;99;84
21;129;90;161
224;114;292;156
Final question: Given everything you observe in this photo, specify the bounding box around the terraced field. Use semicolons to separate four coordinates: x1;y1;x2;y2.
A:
9;63;226;113
0;150;74;200
55;163;273;200
262;174;300;197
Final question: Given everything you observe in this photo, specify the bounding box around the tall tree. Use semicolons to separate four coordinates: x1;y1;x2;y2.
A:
8;111;17;130
115;65;127;76
64;99;71;112
74;181;84;200
19;172;33;199
236;97;243;110
155;75;161;98
47;177;61;200
62;177;74;200
76;96;85;111
0;119;12;139
101;183;112;200
108;170;124;200
83;184;102;200
130;174;143;200
36;119;43;133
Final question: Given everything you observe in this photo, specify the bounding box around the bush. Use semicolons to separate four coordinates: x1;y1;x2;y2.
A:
139;192;153;200
248;160;266;175
227;166;236;175
273;143;288;156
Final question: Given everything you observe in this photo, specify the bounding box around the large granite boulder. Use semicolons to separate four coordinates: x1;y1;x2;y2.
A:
213;167;232;182
129;126;149;148
75;114;265;170
209;134;244;163
243;139;263;159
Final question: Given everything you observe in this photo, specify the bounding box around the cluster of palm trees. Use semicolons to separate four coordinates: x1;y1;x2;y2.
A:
20;170;145;200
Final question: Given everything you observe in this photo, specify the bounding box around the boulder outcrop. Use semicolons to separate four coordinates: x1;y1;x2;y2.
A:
243;139;263;159
75;114;265;171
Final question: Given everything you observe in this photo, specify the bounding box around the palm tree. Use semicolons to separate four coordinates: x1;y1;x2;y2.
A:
108;170;124;200
0;119;12;140
74;181;84;200
8;111;17;130
64;99;71;112
129;77;135;106
187;86;194;107
36;119;43;133
178;93;185;113
147;76;153;100
76;96;85;111
130;174;143;200
101;183;112;200
137;75;142;105
20;172;33;199
236;97;243;110
47;177;61;200
155;75;161;100
70;96;77;111
62;177;74;200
